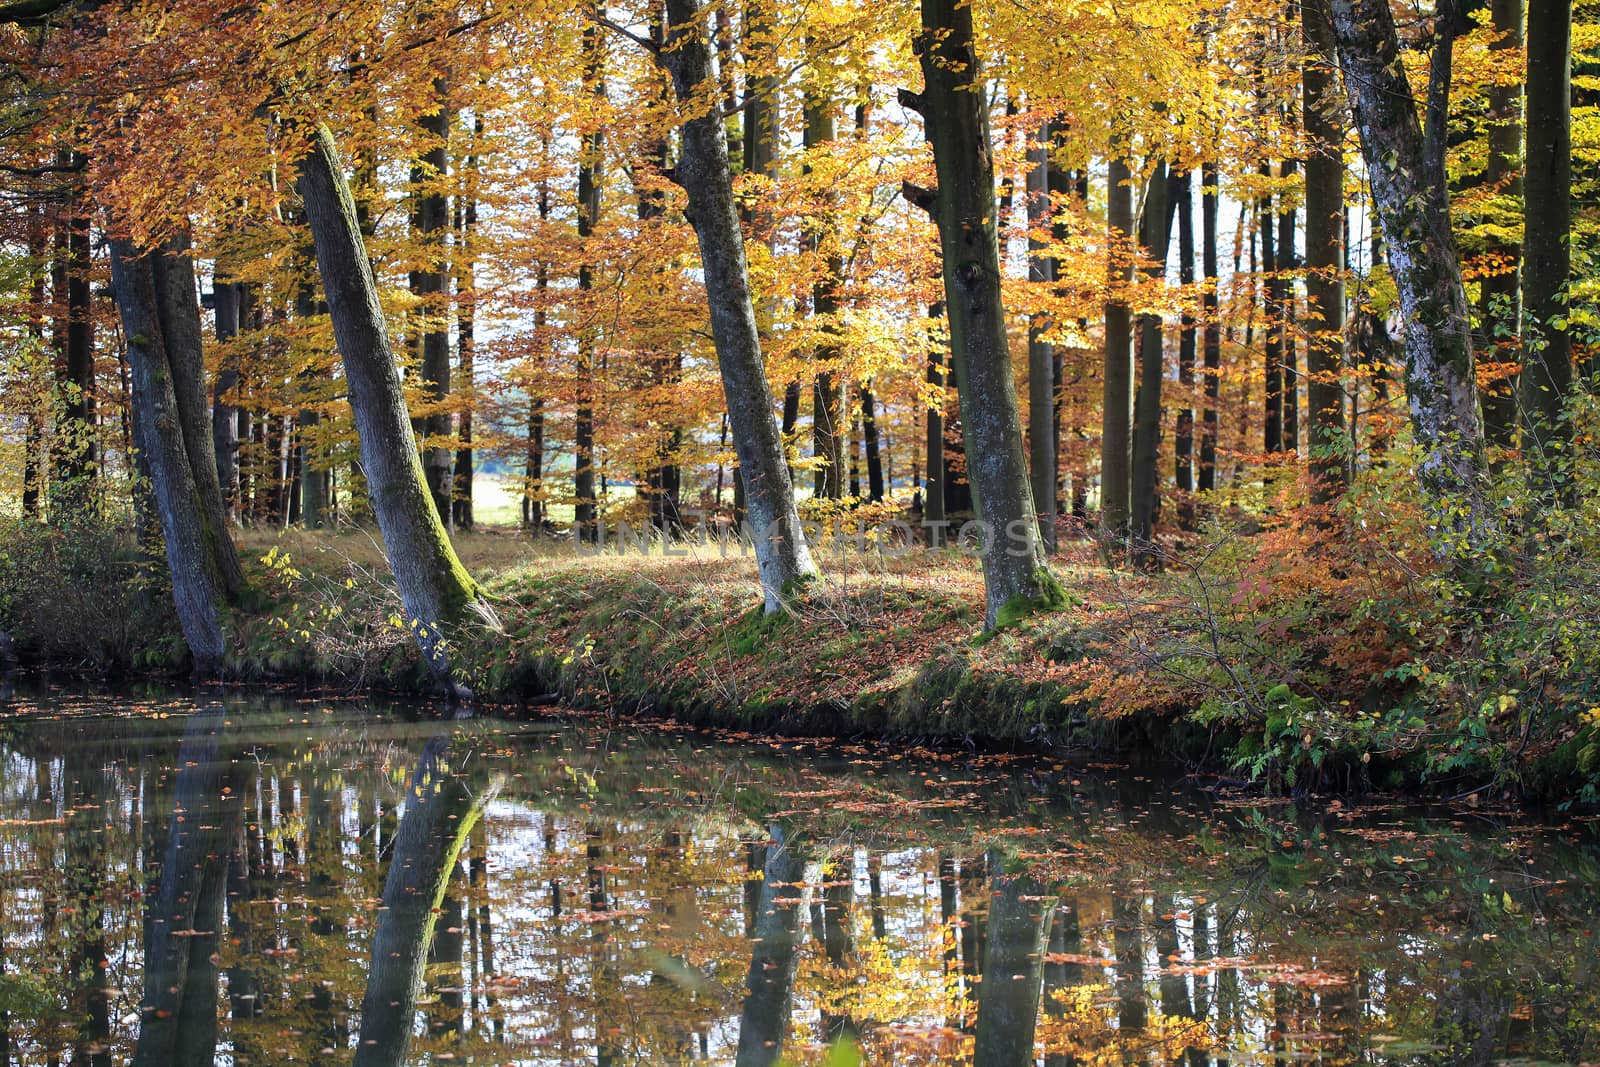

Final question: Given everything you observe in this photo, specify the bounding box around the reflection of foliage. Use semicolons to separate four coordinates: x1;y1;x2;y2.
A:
0;689;1596;1065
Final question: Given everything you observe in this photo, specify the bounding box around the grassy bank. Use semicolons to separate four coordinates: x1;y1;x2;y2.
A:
4;514;1599;805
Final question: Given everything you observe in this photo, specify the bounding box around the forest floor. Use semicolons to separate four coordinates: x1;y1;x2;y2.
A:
220;522;1593;803
6;517;1595;801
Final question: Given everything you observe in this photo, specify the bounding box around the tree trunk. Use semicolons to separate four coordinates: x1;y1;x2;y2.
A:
1279;158;1300;455
1102;153;1136;540
211;279;240;521
806;82;845;501
453;113;482;531
575;17;604;541
1331;0;1488;548
906;0;1058;625
1260;167;1283;455
1521;0;1572;450
54;179;96;509
1027;121;1059;549
1131;160;1174;568
411;77;454;522
1200;162;1222;494
862;384;885;502
111;239;232;673
297;124;485;677
659;0;817;609
924;302;947;530
1303;0;1350;501
1175;168;1196;525
1478;0;1522;451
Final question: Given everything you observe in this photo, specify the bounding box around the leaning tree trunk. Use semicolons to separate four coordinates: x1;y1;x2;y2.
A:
1302;0;1349;503
133;706;240;1067
1520;0;1572;453
659;0;817;611
1330;0;1488;551
153;232;245;594
111;240;231;674
297;124;485;678
353;728;498;1067
904;0;1060;627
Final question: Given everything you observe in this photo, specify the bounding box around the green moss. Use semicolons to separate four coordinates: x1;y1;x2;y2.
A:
991;567;1073;632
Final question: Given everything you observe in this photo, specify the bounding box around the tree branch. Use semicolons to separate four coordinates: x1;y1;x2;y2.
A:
901;180;936;215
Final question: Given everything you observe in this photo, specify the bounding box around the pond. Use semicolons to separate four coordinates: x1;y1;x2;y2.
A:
0;684;1596;1066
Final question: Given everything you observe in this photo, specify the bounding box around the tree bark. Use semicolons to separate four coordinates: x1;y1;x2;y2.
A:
1260;166;1283;455
908;0;1058;625
211;278;240;521
1103;154;1135;538
53;177;96;509
453;112;482;530
1175;168;1196;524
1131;160;1174;568
575;17;604;541
1027;121;1059;549
1279;157;1300;455
1200;162;1222;494
924;302;947;530
805;81;845;501
1520;0;1572;450
862;384;885;502
150;233;245;591
111;239;231;673
410;77;454;522
1331;0;1488;548
1478;0;1523;451
1303;0;1349;501
659;0;817;609
297;124;485;677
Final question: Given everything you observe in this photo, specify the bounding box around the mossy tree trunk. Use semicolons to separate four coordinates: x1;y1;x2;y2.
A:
972;852;1056;1067
658;0;818;611
904;0;1059;626
297;124;485;678
1331;0;1488;551
733;825;806;1067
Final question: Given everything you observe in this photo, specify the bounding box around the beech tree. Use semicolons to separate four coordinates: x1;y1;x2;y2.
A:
904;0;1061;627
1330;0;1489;549
654;0;818;611
297;123;486;678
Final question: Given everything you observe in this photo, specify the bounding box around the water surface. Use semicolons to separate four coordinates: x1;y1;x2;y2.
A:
0;684;1596;1065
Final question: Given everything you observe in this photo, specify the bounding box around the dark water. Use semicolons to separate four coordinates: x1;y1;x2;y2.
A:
0;685;1597;1066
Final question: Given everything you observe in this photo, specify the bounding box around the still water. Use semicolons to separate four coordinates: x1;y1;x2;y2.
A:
0;684;1596;1066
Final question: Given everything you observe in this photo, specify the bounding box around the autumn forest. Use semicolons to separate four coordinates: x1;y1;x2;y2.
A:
0;0;1598;789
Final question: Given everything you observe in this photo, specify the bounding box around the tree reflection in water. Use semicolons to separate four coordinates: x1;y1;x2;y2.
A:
0;688;1595;1065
